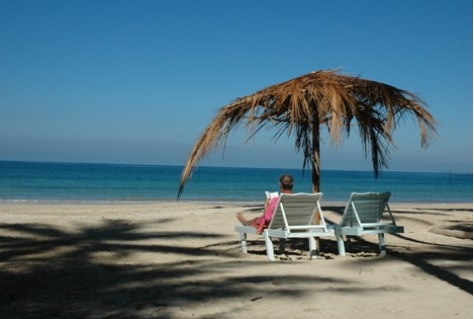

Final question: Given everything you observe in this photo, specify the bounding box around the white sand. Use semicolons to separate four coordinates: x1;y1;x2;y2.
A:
0;202;472;318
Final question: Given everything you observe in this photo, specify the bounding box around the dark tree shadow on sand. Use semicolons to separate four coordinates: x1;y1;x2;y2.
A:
241;205;472;294
0;205;471;318
0;213;359;319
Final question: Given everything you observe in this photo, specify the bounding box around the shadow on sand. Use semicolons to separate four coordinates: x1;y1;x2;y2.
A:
0;205;471;318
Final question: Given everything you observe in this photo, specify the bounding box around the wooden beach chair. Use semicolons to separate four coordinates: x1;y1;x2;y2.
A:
331;192;404;256
235;193;334;261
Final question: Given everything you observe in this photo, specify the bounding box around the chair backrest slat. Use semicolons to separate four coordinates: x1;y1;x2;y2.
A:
340;192;391;228
269;193;324;230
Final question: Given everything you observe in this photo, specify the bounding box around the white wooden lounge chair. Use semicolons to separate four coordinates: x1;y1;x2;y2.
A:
235;193;334;261
331;192;404;256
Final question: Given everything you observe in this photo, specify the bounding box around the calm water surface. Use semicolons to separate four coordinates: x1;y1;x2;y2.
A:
0;161;471;204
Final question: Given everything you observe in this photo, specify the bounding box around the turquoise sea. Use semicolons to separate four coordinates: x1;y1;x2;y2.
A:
0;161;472;204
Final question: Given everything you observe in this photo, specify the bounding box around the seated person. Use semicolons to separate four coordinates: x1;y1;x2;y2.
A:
236;174;294;234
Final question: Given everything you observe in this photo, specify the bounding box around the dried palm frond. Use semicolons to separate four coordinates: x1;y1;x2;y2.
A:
178;69;438;198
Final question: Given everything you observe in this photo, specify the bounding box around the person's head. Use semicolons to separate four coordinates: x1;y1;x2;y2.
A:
279;174;294;192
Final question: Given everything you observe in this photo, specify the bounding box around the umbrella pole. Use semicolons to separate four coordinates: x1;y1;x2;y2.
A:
311;109;321;254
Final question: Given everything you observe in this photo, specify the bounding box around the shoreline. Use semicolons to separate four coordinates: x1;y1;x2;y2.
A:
1;198;472;206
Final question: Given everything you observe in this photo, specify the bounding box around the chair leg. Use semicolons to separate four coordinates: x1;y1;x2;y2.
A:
308;237;318;259
278;238;285;255
238;232;248;254
264;230;275;261
378;233;387;256
335;229;346;256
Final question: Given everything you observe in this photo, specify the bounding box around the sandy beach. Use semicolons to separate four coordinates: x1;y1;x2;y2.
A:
0;201;472;319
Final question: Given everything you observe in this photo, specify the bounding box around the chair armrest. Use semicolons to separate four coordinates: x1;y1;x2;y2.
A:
235;225;258;235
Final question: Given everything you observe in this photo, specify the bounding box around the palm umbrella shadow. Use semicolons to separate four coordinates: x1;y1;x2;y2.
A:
0;212;368;318
0;214;238;317
0;217;231;261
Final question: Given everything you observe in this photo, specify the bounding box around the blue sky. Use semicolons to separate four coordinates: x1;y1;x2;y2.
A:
1;0;472;173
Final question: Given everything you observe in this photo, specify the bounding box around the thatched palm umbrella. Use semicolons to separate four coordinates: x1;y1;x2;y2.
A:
178;69;438;198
